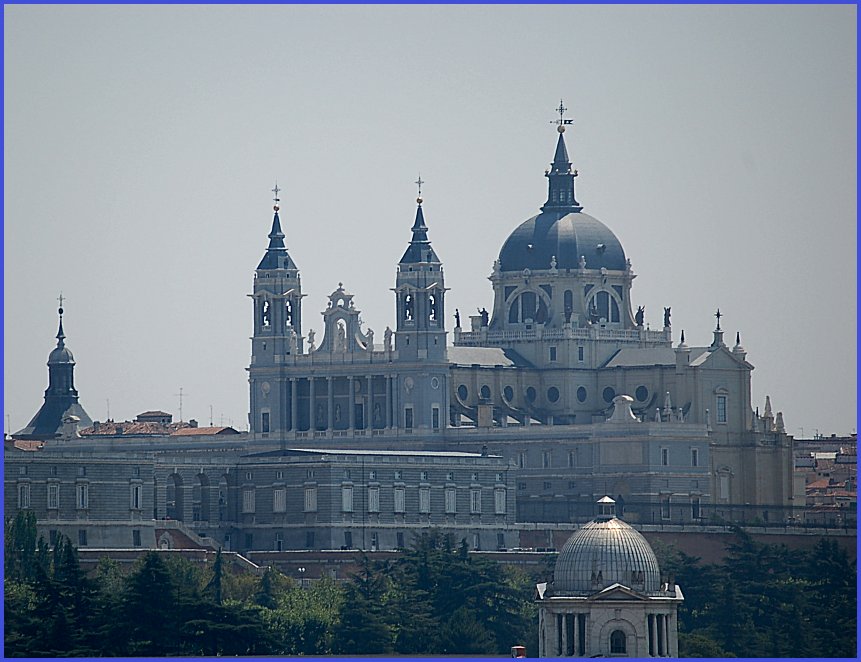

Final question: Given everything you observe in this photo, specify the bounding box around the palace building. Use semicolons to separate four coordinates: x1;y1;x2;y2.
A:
7;107;799;554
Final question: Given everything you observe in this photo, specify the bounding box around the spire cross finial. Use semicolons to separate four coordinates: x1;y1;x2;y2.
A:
57;292;65;311
415;174;424;198
715;308;722;330
271;182;281;203
550;99;573;129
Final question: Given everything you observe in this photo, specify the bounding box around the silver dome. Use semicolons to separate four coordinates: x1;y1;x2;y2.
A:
553;516;662;596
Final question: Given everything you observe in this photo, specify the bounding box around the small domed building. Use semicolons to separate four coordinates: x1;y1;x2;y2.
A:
536;497;683;657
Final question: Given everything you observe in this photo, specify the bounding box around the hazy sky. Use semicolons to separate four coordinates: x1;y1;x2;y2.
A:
4;5;856;437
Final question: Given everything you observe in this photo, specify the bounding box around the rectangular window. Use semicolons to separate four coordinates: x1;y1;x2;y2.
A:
495;472;503;483
371;532;379;550
47;483;59;509
130;484;142;510
242;489;256;513
78;529;88;546
432;406;440;430
245;533;253;550
543;481;552;491
273;488;287;513
549;346;557;362
245;472;253;480
369;470;377;480
76;483;89;509
261;412;270;433
716;396;727;424
494;488;506;514
578;346;584;362
276;470;284;480
344;531;353;548
49;530;58;546
517;482;527;490
419;487;431;513
342;486;354;512
132;529;142;547
305;531;315;548
519;452;527;468
445;488;457;514
18;484;30;509
691;497;701;520
470;488;482;514
394;470;402;481
394;487;406;513
304;487;317;512
275;532;283;552
404;407;414;429
719;474;730;500
396;531;405;549
661;448;669;466
420;471;429;481
497;532;505;549
447;472;455;481
368;486;380;513
691;448;699;467
661;497;671;520
543;451;551;468
472;532;481;550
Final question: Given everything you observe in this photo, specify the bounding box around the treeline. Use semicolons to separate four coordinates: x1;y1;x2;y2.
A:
4;514;538;657
5;511;856;658
658;529;857;658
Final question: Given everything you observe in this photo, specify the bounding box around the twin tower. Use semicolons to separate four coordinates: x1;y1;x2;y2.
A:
248;193;449;437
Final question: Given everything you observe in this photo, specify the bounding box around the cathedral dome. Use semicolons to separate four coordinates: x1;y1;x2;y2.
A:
553;501;662;596
498;210;626;273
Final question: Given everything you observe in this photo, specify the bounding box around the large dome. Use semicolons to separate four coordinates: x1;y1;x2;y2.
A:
498;210;626;273
553;515;662;596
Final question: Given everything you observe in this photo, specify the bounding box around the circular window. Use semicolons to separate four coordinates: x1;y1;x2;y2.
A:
526;386;537;403
480;385;491;400
602;386;616;403
635;385;649;402
577;386;587;403
503;385;514;402
547;387;560;403
457;384;468;401
431;376;440;390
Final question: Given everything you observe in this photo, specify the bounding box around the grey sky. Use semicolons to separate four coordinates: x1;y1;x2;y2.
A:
4;5;856;437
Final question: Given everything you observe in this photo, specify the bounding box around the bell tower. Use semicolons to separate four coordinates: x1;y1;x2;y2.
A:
394;182;447;361
248;184;305;438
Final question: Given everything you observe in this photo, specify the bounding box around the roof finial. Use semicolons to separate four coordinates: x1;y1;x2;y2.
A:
551;99;572;133
715;308;722;331
272;182;281;212
415;174;424;205
56;293;66;344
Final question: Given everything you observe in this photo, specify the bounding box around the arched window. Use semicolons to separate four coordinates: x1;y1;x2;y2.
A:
610;629;627;655
563;289;574;322
589;290;620;323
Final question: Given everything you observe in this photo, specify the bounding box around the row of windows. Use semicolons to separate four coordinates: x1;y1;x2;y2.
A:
516;447;702;469
345;469;504;483
240;486;507;515
17;482;143;511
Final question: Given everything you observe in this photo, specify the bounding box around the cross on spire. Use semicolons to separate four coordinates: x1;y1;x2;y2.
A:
415;174;424;197
57;292;65;313
272;182;281;203
715;308;722;331
551;99;573;131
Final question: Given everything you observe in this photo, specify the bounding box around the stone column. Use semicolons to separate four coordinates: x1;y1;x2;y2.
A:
327;377;334;431
309;377;316;431
368;375;374;429
385;376;393;429
663;614;671;657
657;614;664;656
348;377;355;429
291;378;298;432
648;614;655;657
560;613;569;656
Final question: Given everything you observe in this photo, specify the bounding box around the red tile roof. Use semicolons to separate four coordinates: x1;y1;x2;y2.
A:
169;426;240;436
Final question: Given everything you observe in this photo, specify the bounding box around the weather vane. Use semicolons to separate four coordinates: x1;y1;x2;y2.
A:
415;174;425;203
551;99;573;131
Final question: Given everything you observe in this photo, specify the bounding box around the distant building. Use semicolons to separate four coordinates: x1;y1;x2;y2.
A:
13;306;92;440
536;497;682;657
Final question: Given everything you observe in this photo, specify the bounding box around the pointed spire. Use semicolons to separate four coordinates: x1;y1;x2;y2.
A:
679;329;687;346
257;182;294;270
541;100;582;213
764;395;773;418
56;301;66;347
400;179;440;264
